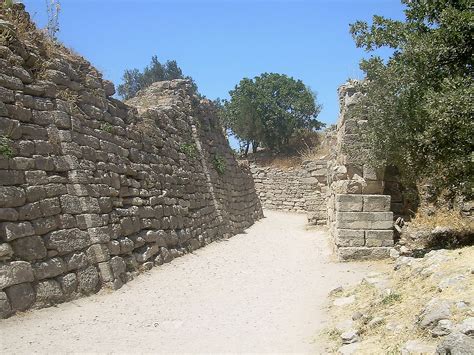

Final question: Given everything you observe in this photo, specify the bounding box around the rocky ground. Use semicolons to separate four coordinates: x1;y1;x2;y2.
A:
0;211;377;354
322;246;474;354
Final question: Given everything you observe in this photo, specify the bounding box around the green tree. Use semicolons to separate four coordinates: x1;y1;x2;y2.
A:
118;56;197;99
224;73;323;154
350;0;473;201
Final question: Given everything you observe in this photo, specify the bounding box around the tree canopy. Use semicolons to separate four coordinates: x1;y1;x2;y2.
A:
223;73;323;154
117;56;196;99
350;0;473;200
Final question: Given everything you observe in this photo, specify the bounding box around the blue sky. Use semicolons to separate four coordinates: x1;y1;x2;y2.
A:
23;0;405;127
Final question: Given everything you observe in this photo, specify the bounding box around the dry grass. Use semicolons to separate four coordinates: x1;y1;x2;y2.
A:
410;208;474;232
298;143;330;162
322;247;474;353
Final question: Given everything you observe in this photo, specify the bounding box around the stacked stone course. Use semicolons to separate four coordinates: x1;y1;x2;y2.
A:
0;6;262;318
250;159;328;225
327;82;395;260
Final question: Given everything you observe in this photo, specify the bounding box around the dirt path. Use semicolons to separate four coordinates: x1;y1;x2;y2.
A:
0;211;375;354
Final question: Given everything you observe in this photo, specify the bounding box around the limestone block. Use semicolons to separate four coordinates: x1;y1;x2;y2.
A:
44;228;90;255
336;194;363;212
0;261;34;290
336;212;393;230
57;273;77;295
77;266;99;294
86;244;110;264
34;279;64;307
365;230;394;247
338;247;391;261
361;180;384;194
10;235;47;261
363;195;391;212
0;221;34;241
97;262;114;283
5;282;35;311
33;257;66;280
109;256;126;277
0;208;19;221
0;291;12;318
335;229;365;247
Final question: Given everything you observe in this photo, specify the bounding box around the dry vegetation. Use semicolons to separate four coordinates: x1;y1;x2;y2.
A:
321;247;474;353
411;208;474;233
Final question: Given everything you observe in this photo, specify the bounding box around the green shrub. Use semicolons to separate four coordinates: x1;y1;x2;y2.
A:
213;154;226;175
0;136;13;158
100;122;113;133
179;143;197;158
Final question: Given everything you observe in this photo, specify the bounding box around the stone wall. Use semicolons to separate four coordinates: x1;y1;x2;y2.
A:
250;160;328;225
327;82;395;260
0;7;262;318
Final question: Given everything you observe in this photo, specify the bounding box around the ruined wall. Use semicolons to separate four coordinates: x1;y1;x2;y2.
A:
0;7;262;318
327;82;395;260
250;160;328;225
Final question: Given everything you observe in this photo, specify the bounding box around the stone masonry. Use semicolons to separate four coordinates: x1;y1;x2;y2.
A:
0;6;262;318
250;159;328;225
327;82;394;260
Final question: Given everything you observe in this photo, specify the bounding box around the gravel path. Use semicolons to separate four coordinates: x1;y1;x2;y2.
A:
0;211;375;354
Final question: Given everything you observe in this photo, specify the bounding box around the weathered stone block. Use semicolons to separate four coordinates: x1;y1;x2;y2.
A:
0;221;35;241
86;244;110;264
336;212;393;230
57;273;77;295
109;256;126;277
0;291;12;318
335;229;365;247
338;247;391;261
363;195;391;212
361;180;384;194
97;262;114;283
365;230;394;247
11;235;47;261
34;279;64;307
0;261;34;289
77;266;99;294
336;194;363;212
0;186;26;208
0;208;19;221
64;252;88;271
33;257;66;280
44;228;90;255
5;282;35;311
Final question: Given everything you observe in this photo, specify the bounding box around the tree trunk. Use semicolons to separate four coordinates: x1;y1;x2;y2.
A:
244;141;250;156
252;142;259;154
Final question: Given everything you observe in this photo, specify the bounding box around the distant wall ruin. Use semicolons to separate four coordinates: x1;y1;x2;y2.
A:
0;6;262;318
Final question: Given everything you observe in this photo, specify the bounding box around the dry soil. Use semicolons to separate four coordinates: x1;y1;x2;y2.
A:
0;210;376;354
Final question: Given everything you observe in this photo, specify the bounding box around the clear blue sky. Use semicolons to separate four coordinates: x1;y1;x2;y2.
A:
23;0;405;127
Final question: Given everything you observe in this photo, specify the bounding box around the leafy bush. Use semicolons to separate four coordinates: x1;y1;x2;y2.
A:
212;154;226;175
100;122;113;133
179;143;197;158
117;56;197;100
0;136;13;158
350;0;473;201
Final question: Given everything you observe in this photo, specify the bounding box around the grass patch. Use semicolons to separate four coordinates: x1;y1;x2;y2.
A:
0;136;14;158
213;154;226;175
381;293;402;305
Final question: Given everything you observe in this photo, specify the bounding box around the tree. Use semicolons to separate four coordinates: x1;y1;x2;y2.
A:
117;56;197;99
224;73;323;154
349;0;473;201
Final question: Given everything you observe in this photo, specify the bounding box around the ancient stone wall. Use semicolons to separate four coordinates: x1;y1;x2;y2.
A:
250;160;328;225
0;7;262;318
327;82;395;260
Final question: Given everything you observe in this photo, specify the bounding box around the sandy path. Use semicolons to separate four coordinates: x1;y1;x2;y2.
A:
0;211;374;354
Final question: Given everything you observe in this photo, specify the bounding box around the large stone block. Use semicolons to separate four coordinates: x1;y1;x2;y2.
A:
365;230;394;247
5;282;35;311
336;194;363;212
0;221;34;241
34;279;64;307
338;247;391;261
0;261;34;289
336;212;393;230
335;229;365;247
44;228;90;255
77;266;99;294
10;235;47;261
33;257;66;280
86;244;110;264
0;291;12;318
363;195;391;212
